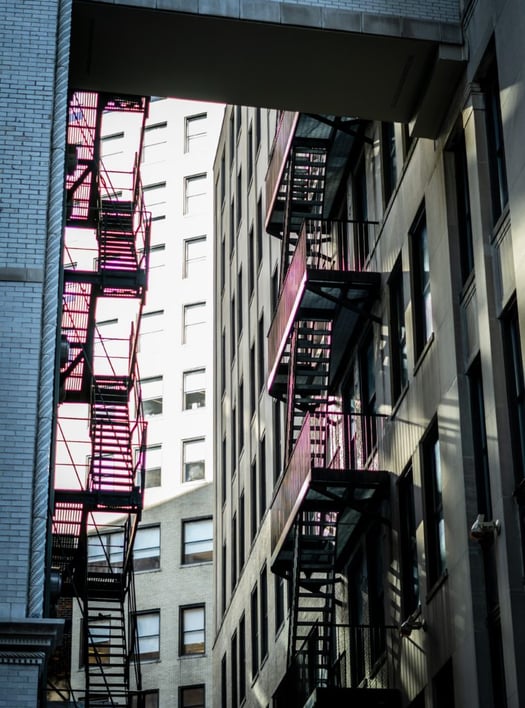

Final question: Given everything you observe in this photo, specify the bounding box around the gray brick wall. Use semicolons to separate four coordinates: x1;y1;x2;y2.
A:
0;0;65;619
0;662;40;708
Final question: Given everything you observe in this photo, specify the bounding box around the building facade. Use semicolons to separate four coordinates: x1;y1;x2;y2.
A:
213;11;525;708
3;1;525;707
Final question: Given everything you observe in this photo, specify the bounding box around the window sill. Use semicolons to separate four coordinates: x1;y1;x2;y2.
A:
413;332;435;376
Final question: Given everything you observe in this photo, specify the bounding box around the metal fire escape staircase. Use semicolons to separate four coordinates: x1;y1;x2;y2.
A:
50;90;150;706
266;114;394;706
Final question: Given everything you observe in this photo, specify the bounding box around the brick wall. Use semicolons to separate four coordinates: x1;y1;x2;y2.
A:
0;0;62;621
0;663;40;708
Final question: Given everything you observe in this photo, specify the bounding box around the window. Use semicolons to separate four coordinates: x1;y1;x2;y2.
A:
247;123;253;182
145;443;162;489
482;56;508;225
237;168;242;227
185;113;207;151
143;121;167;164
359;332;377;459
220;233;226;292
382;122;397;205
275;574;285;634
398;466;419;617
231;631;238;708
389;258;408;402
250;344;256;417
259;437;266;522
468;357;492;518
221;542;227;616
134;525;160;571
251;584;259;677
141;376;163;417
229;111;235;164
353;156;369;269
250;461;257;542
367;525;386;662
260;565;268;661
410;209;433;358
433;660;455;708
221;330;226;396
83;616;111;666
502;300;525;484
143;181;167;220
136;611;160;661
231;513;237;589
221;653;227;708
182;438;205;482
183;368;206;410
230;294;236;353
255;108;261;150
184;173;207;215
180;685;204;708
258;313;265;393
450;129;474;285
239;615;246;703
239;491;245;570
230;200;235;258
422;423;446;588
248;226;255;297
131;690;159;708
183;302;206;345
256;196;263;267
184;236;207;279
220;150;226;204
180;605;205;655
140;310;164;352
88;531;124;570
183;518;213;564
238;381;244;452
237;268;243;337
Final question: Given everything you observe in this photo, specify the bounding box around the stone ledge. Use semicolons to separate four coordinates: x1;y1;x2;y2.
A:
0;267;44;283
0;619;64;661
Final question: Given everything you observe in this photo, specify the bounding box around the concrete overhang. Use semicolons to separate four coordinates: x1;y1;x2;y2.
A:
70;1;466;138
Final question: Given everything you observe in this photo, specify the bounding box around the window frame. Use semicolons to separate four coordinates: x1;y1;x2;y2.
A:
182;437;206;483
182;517;213;565
135;610;160;662
179;604;206;656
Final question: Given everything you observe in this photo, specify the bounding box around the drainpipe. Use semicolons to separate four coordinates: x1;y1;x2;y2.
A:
28;0;72;619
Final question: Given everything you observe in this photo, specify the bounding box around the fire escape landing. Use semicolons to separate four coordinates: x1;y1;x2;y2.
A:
49;90;150;706
266;113;399;708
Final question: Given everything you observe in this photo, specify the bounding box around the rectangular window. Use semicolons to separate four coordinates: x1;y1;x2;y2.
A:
422;422;446;588
134;525;160;572
468;356;492;518
259;437;266;522
145;443;162;489
140;310;164;352
353;157;369;269
250;461;257;542
180;605;205;655
220;150;226;204
220;234;226;292
231;402;237;470
131;690;159;708
230;295;236;354
183;302;206;345
411;209;433;358
230;200;235;258
248;225;255;297
256;197;263;267
251;584;259;677
182;517;213;564
258;313;265;393
221;329;226;396
389;258;408;402
398;467;419;617
180;685;204;708
382;122;397;205
141;375;163;417
451;130;474;284
136;611;160;661
238;381;244;452
184;173;207;215
221;653;227;708
502;300;525;484
83;616;111;667
275;574;285;634
87;531;124;570
273;400;283;484
221;436;227;506
231;513;237;589
183;438;205;482
183;368;206;410
247;124;253;183
185;112;207;152
482;57;508;225
250;343;256;417
231;632;238;708
359;332;377;458
142;121;167;164
237;168;242;227
237;268;243;337
260;565;268;661
229;111;235;164
239;491;245;570
143;181;167;220
239;615;246;703
184;236;207;279
255;108;261;149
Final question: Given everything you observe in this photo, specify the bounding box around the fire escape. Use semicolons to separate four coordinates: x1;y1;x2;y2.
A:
266;113;401;708
49;91;150;706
